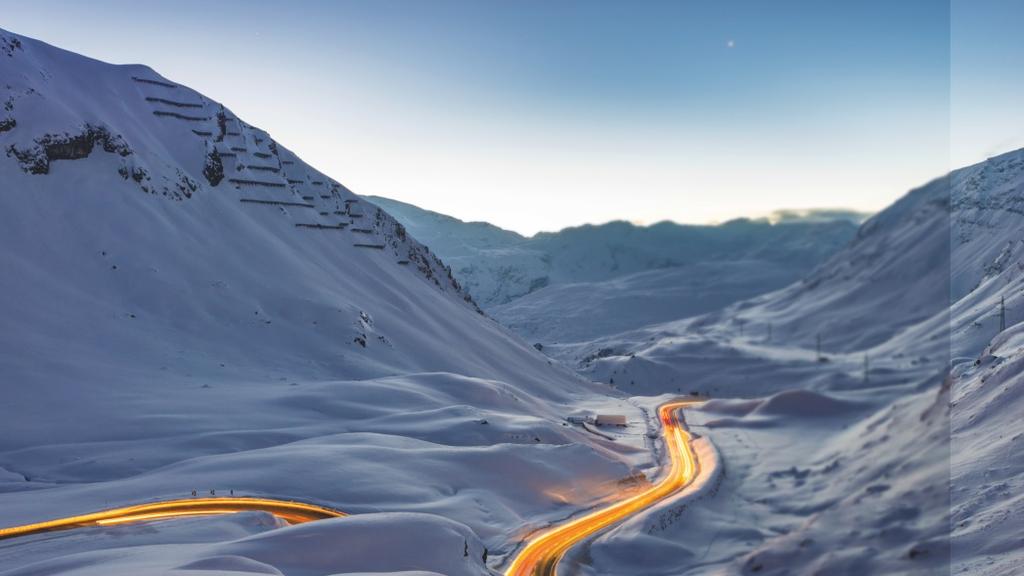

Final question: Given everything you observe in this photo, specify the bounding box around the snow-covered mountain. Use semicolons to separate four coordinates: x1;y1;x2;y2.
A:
4;22;1021;576
572;150;1024;394
0;28;651;575
562;149;1024;575
368;195;859;344
363;195;551;307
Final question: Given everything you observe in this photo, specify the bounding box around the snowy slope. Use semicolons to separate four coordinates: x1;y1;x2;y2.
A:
950;323;1024;575
0;28;650;575
491;261;812;345
948;149;1024;357
565;150;1024;574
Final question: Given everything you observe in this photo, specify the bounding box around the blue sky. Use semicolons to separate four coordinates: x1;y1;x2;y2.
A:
3;1;1017;234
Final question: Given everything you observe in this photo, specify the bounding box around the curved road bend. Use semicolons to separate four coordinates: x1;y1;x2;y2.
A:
504;399;702;576
0;399;701;576
0;497;344;541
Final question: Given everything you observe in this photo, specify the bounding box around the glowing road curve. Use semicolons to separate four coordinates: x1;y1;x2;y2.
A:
504;400;701;576
0;497;343;541
0;400;701;576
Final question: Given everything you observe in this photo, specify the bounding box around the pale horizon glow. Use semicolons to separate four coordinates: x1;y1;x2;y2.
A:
3;1;1017;235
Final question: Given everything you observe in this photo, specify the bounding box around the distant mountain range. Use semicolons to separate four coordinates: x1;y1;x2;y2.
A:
368;195;862;343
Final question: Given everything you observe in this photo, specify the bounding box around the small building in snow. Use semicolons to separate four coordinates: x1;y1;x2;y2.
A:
595;414;627;427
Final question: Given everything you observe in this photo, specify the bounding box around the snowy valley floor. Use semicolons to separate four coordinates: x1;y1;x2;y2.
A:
558;340;952;576
0;346;955;576
0;370;689;576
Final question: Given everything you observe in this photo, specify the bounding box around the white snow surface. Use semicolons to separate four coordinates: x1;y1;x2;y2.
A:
0;512;490;576
950;323;1024;575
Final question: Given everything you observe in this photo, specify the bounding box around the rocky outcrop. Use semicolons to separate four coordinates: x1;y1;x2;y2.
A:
0;34;21;58
203;147;224;186
6;124;132;175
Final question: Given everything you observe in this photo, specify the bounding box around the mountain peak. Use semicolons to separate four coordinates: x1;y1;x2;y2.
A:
0;28;476;312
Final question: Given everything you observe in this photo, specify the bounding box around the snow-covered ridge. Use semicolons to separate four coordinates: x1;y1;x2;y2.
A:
0;27;473;309
371;195;858;310
368;195;859;347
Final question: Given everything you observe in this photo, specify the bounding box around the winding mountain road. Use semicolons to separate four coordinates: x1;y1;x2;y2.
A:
0;497;343;540
504;400;701;576
0;400;702;576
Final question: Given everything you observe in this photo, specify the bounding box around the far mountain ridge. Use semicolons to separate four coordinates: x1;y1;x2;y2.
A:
367;195;860;342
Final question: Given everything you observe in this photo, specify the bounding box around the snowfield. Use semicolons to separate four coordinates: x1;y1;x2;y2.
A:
1;512;490;576
951;324;1024;574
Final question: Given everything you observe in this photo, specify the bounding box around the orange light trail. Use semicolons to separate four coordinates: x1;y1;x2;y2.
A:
0;401;701;576
504;400;701;576
0;497;344;541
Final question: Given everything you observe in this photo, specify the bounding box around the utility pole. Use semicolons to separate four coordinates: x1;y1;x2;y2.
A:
1000;296;1007;333
816;333;822;361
